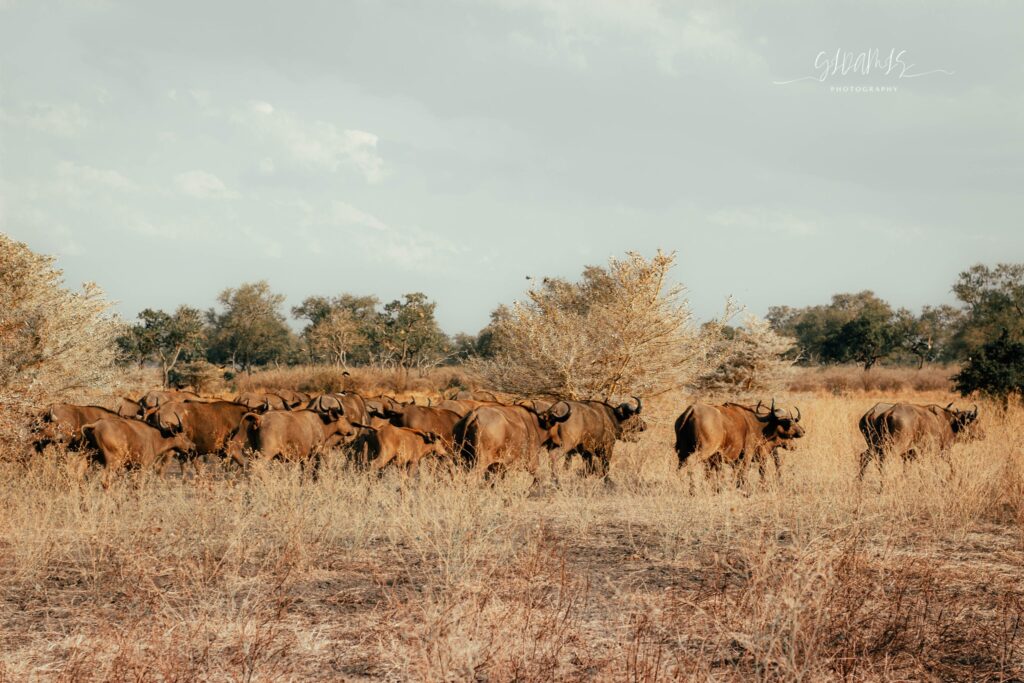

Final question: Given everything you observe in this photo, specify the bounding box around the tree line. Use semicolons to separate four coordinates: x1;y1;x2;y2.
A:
112;264;1024;389
766;264;1024;370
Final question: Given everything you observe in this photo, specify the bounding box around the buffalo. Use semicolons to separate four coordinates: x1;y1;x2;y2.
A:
453;403;572;479
235;391;292;412
674;400;805;484
147;400;251;472
225;408;355;467
33;404;122;453
370;401;463;451
546;397;645;477
114;397;145;419
858;402;981;478
140;389;203;412
81;416;196;487
355;423;448;473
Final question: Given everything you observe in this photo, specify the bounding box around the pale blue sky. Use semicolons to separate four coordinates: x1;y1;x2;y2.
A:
2;1;1022;333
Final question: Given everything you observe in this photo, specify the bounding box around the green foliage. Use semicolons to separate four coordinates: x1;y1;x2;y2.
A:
117;306;206;386
206;281;295;371
950;263;1024;355
769;291;913;369
953;330;1024;407
370;292;450;369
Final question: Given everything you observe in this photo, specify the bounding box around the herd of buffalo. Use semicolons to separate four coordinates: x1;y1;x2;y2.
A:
28;387;984;486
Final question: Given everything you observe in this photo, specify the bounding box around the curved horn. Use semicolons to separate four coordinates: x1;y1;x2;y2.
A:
794;406;801;422
631;396;642;413
175;411;184;433
945;401;954;410
971;404;978;418
770;398;776;414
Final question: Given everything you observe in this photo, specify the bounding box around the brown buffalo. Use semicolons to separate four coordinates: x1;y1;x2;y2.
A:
437;398;500;417
858;402;981;478
453;403;572;479
114;397;145;419
370;402;463;451
147;400;251;471
33;404;121;453
674;400;805;483
225;409;355;467
545;397;646;477
306;393;369;437
235;391;292;412
354;423;448;473
81;417;195;487
140;389;203;412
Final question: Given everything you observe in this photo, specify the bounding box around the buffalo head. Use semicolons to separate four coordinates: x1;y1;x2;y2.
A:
537;400;573;430
755;399;805;446
948;403;983;441
612;396;647;441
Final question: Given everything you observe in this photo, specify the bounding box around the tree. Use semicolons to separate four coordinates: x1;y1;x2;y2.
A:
206;281;294;371
769;291;911;369
475;251;730;400
696;315;796;394
117;306;206;386
1;235;121;443
305;308;367;367
369;292;450;370
953;330;1024;408
293;294;379;365
950;263;1024;355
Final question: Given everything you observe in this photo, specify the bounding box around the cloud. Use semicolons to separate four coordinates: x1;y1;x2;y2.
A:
173;170;237;199
331;201;388;231
708;207;819;237
496;1;762;73
57;161;137;192
1;101;88;137
237;102;385;182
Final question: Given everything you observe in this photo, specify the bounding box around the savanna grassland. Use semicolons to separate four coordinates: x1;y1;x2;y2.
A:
1;367;1022;681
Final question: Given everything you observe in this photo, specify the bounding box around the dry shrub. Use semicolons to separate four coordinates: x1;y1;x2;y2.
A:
235;364;479;397
788;364;956;395
476;251;731;399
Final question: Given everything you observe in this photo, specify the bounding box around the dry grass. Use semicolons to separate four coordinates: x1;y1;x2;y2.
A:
786;365;957;395
2;384;1022;681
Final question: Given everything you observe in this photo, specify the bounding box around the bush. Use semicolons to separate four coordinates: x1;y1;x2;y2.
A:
0;235;121;446
954;330;1024;407
474;251;730;400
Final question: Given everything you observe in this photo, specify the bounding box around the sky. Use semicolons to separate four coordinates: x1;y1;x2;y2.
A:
1;1;1022;334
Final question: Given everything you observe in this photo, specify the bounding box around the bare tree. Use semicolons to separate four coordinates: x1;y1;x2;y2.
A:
474;250;732;399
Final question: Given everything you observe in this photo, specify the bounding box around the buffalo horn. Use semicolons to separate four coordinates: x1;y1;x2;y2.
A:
631;396;643;414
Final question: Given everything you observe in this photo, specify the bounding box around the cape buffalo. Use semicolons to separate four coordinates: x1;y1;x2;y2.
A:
235;392;292;412
32;404;121;453
114;397;145;419
674;400;804;484
307;393;369;434
370;402;463;451
858;402;981;478
546;397;645;476
81;417;195;487
354;423;448;473
147;400;251;471
453;403;572;480
140;389;203;412
225;409;356;467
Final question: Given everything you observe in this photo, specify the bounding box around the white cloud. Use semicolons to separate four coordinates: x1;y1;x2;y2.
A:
331;201;388;231
237;104;385;182
258;157;275;174
174;170;237;199
498;1;762;73
1;101;89;137
57;161;137;192
709;207;818;236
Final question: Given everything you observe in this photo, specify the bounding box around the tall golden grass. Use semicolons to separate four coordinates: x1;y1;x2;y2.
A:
1;379;1021;680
